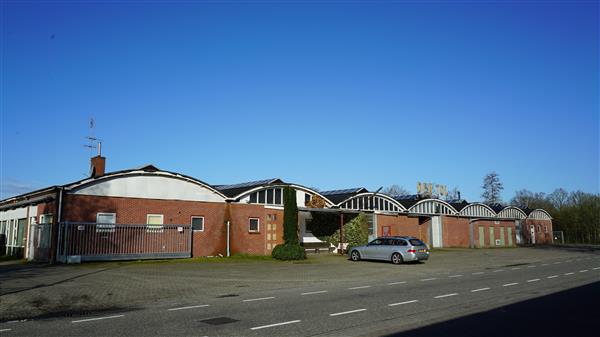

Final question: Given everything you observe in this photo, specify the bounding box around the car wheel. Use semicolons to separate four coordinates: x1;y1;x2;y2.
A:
391;252;403;265
350;250;361;261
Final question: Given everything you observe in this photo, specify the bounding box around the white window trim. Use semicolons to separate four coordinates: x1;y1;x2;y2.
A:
40;213;53;224
96;212;116;233
249;218;260;233
191;216;205;232
146;214;164;232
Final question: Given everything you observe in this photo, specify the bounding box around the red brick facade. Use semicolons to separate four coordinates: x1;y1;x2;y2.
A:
523;219;553;244
376;214;429;243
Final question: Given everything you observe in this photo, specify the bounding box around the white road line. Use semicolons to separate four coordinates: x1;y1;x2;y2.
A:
72;315;124;324
448;275;463;278
388;300;418;306
434;293;458;299
250;320;301;330
547;275;558;279
348;286;371;290
493;269;504;273
243;297;275;302
167;304;209;311
527;265;536;268
503;283;519;287
564;272;574;276
593;267;600;270
471;287;490;292
330;309;367;317
527;279;541;282
472;271;485;275
421;278;437;281
301;290;328;296
0;328;12;332
580;270;589;273
387;281;407;285
542;264;549;266
511;267;521;270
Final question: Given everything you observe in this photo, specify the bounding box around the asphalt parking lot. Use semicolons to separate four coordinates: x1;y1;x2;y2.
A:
1;246;599;336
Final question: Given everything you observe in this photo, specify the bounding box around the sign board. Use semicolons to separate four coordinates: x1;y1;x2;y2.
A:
417;182;448;198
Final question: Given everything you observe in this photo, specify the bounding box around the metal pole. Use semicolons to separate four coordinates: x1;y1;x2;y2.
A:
339;213;344;254
226;221;231;257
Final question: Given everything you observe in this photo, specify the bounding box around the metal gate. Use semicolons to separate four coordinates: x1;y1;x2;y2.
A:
28;224;52;262
57;222;192;262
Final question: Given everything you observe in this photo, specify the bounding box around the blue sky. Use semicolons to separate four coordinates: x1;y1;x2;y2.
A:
1;0;598;202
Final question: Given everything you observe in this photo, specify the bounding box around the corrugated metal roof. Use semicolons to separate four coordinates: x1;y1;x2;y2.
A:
319;188;368;204
213;178;285;198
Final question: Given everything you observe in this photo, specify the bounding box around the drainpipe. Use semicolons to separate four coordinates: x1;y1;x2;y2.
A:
50;187;64;264
226;221;230;257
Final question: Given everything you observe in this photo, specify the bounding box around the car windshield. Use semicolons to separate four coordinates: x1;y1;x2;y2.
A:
409;239;425;246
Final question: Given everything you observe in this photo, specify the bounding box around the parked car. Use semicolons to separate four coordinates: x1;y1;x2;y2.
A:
348;236;429;264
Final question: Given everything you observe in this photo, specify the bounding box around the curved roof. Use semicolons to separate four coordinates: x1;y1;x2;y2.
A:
66;165;228;200
226;182;336;207
408;199;458;215
497;206;528;219
337;192;407;212
213;178;284;198
458;203;497;218
320;188;369;204
528;209;553;220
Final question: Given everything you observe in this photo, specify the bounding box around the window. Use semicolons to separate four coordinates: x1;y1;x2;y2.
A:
191;216;204;231
537;225;541;233
382;226;391;237
267;214;277;221
258;190;266;203
274;188;282;204
40;214;53;224
96;213;116;233
409;239;425;246
249;193;258;203
544;225;548;233
0;220;6;235
146;214;164;232
369;239;384;246
267;189;274;204
249;218;260;233
305;193;311;204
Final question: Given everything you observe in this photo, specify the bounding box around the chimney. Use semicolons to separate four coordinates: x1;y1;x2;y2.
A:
90;142;105;178
90;155;106;178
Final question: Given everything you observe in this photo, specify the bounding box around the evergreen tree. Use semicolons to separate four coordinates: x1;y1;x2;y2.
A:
481;172;504;204
283;186;299;245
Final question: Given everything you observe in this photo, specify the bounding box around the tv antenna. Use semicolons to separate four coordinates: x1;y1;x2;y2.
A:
83;117;102;156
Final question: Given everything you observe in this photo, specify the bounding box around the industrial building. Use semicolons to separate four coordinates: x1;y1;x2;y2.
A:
0;155;553;263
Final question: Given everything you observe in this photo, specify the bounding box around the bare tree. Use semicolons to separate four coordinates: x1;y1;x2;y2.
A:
446;186;461;201
482;172;504;204
382;184;409;197
548;188;569;210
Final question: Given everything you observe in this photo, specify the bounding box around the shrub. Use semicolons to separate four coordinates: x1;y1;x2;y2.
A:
283;186;299;245
324;213;369;248
271;244;306;261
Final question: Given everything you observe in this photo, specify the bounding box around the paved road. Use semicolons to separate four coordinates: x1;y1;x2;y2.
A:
1;250;599;336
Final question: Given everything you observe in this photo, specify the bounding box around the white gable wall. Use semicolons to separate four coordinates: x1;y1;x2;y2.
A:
71;175;225;202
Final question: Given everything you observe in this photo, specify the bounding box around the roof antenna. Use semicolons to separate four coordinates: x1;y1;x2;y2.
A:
83;116;102;175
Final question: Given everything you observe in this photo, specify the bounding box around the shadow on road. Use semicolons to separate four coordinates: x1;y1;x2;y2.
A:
386;281;600;337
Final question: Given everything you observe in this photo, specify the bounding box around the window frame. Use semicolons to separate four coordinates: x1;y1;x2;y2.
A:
146;214;164;232
248;218;260;233
96;212;117;233
191;216;205;232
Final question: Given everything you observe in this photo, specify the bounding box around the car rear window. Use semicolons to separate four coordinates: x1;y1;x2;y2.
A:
409;239;425;246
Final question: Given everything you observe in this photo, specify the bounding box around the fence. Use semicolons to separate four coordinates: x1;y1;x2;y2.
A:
57;222;192;262
28;223;52;262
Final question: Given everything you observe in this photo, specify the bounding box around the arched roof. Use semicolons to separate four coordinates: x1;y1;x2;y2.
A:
66;167;228;201
408;199;458;215
458;203;497;218
528;209;553;220
338;192;407;212
497;206;527;219
231;183;336;207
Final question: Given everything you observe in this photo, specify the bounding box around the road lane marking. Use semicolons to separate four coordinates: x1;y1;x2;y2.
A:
593;267;600;270
72;315;124;324
547;275;558;279
250;320;301;330
434;293;458;299
243;297;275;302
527;265;536;268
472;272;485;275
511;267;521;270
580;270;589;273
348;286;371;290
330;309;367;316
167;304;209;311
301;290;328;296
527;279;540;282
0;329;12;332
471;288;490;292
448;275;463;278
387;281;407;285
503;283;518;287
564;272;574;276
542;264;549;266
388;300;418;306
421;278;437;281
493;270;504;273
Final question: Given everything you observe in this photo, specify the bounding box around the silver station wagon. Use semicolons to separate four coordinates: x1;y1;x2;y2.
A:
349;236;429;264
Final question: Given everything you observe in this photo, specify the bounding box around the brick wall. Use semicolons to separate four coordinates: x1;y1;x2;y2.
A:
524;219;553;244
376;214;429;243
441;216;470;247
471;219;517;248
